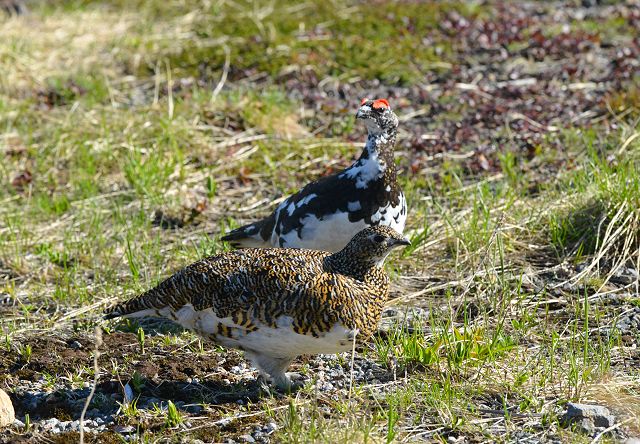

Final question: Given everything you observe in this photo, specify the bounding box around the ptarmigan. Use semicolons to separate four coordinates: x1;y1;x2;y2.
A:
104;226;410;390
221;98;406;252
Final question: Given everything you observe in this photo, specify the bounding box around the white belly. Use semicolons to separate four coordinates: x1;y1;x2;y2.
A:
273;193;407;252
170;306;356;357
275;211;369;252
240;317;356;356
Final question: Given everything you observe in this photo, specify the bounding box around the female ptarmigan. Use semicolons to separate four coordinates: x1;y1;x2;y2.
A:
221;98;407;252
104;226;410;390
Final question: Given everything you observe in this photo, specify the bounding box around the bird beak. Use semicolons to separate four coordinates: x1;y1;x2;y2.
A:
356;105;372;120
393;237;411;247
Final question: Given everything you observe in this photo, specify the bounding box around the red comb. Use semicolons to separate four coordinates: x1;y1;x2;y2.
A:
360;98;369;105
372;99;390;109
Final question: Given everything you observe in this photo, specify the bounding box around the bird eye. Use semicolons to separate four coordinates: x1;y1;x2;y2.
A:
373;234;385;243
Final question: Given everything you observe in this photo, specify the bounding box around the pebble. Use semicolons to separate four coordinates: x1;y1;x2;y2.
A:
114;424;136;434
42;417;60;430
617;307;640;333
142;397;161;409
0;389;15;427
184;403;203;414
378;306;429;333
239;434;256;443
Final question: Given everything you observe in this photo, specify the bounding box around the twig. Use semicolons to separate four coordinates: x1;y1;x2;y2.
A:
166;60;174;119
79;327;103;444
348;329;358;401
211;45;230;101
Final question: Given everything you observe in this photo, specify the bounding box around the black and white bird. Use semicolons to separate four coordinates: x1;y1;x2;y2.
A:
221;98;407;252
105;226;410;390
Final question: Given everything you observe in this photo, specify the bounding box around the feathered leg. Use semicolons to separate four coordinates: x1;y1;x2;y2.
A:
244;352;299;391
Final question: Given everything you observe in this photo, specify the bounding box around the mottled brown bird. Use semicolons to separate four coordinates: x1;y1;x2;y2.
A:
105;226;410;390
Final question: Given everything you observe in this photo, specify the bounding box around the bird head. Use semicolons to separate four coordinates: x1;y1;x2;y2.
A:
356;98;399;136
344;225;410;267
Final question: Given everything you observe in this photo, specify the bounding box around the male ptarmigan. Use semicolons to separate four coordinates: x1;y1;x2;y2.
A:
221;98;407;252
104;226;410;390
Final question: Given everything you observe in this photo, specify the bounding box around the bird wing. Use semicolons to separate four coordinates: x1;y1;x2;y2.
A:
270;172;387;240
222;166;392;248
104;250;326;321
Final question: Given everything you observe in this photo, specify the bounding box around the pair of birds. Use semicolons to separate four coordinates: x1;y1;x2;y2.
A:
105;98;408;390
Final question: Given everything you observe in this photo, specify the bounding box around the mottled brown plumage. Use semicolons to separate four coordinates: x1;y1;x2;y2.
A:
104;226;409;389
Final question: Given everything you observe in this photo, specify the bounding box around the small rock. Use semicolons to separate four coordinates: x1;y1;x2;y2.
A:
378;306;428;334
142;397;161;409
123;383;134;403
264;421;277;434
42;418;61;430
114;424;136;434
239;435;256;443
69;340;83;350
184;404;203;414
561;403;615;431
575;417;596;435
0;390;15;428
13;419;24;429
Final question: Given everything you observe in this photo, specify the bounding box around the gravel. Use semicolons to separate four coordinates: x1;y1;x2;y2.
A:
617;307;640;334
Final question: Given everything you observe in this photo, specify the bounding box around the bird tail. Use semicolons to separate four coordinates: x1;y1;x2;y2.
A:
104;294;158;320
220;219;273;248
103;275;178;320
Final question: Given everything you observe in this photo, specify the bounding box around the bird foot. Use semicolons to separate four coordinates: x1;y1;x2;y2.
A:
257;372;306;395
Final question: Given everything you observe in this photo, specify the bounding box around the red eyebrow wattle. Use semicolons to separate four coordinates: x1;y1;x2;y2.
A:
372;99;389;109
360;98;369;105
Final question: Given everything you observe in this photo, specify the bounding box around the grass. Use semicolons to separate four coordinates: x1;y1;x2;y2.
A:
1;0;639;442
